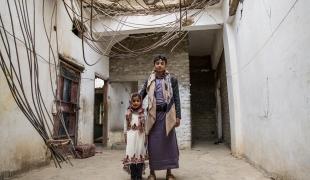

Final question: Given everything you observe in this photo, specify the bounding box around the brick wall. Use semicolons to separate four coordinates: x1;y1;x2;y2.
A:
190;56;217;143
109;34;191;149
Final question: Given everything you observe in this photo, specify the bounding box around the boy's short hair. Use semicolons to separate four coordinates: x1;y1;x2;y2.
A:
153;54;168;64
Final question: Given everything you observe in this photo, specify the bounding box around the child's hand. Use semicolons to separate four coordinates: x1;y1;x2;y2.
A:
175;118;181;127
125;109;131;120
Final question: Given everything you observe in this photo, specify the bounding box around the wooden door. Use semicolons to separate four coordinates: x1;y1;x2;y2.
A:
53;63;80;144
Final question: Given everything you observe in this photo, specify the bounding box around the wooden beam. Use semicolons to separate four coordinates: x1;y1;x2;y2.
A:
59;54;85;72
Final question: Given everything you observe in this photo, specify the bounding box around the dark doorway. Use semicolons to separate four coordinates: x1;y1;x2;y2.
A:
190;56;217;145
94;77;108;146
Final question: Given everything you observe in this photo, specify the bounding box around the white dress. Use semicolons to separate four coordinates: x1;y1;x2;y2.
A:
123;112;147;173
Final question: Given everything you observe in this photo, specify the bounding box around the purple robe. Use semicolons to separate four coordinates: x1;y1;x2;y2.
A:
147;78;179;170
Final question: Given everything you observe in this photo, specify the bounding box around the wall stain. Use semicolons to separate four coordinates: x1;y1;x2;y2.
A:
0;74;16;115
1;140;49;179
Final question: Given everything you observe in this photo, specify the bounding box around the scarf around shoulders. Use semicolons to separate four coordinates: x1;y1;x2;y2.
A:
126;107;145;132
145;70;177;136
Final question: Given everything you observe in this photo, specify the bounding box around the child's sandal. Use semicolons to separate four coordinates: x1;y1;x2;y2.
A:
166;174;176;180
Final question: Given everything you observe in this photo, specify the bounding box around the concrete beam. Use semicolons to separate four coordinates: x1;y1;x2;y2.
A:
92;8;223;36
211;29;223;69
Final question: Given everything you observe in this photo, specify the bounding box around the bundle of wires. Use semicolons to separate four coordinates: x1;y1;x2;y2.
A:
61;0;221;64
0;0;74;167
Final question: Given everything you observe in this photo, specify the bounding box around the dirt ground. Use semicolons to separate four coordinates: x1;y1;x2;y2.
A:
12;142;271;180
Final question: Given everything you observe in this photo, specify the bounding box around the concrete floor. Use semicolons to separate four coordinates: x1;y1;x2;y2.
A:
12;143;270;180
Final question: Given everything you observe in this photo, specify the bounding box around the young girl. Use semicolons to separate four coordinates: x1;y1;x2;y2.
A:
123;93;147;180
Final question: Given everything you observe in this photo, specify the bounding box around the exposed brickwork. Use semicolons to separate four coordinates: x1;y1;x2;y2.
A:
190;56;217;143
109;34;191;149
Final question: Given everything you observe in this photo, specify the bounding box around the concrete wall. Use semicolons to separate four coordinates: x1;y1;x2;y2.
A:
223;0;310;179
0;0;109;177
107;81;137;147
109;34;191;149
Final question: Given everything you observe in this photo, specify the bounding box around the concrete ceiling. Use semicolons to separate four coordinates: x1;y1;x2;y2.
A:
92;0;221;15
188;29;218;56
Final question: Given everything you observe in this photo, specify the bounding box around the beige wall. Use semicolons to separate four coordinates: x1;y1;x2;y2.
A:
222;0;310;179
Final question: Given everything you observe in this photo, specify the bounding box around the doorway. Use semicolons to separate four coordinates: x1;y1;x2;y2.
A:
188;30;231;147
53;60;82;144
190;56;217;145
94;76;108;146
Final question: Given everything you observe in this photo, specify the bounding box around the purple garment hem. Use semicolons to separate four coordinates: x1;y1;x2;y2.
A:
149;158;179;170
148;110;179;171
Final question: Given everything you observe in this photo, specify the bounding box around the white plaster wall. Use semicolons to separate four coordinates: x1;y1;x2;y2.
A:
223;0;310;179
57;0;109;145
222;3;243;155
108;82;132;131
107;82;136;147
